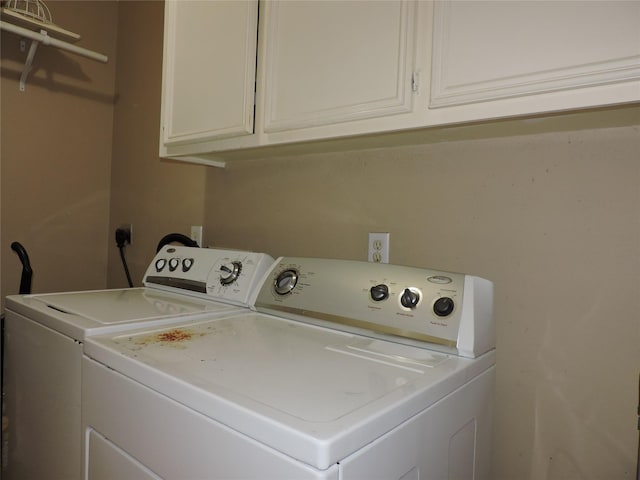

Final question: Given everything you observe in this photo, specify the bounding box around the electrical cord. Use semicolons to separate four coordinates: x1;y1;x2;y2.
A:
115;228;133;288
118;246;133;288
156;233;199;253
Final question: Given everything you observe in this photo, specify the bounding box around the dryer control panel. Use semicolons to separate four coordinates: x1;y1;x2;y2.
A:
254;257;494;358
144;246;274;307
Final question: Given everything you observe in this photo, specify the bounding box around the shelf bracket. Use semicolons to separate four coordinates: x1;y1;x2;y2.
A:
19;30;44;92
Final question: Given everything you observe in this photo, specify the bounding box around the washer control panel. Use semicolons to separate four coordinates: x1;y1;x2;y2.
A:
143;246;274;307
255;257;494;357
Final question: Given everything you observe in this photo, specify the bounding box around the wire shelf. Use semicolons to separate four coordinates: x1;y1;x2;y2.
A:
2;0;52;25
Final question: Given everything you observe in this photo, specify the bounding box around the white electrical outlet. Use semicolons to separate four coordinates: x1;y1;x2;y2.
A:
190;226;203;247
368;232;390;263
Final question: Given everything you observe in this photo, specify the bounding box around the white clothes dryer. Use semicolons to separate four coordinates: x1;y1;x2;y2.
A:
83;257;495;480
2;246;274;480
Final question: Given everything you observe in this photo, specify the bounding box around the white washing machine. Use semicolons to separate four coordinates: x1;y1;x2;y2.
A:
1;246;274;480
83;257;495;480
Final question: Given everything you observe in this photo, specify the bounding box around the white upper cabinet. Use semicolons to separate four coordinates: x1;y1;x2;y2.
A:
160;1;258;155
261;1;418;133
429;1;640;111
159;0;428;165
159;0;639;166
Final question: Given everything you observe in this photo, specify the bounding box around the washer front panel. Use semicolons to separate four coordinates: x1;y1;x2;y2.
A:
144;246;275;306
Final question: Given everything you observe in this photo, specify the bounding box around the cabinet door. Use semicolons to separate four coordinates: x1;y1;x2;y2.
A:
161;0;258;148
262;0;417;133
430;1;640;108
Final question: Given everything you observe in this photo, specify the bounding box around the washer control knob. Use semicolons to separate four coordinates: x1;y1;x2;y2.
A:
155;259;167;272
433;297;455;317
274;269;299;295
400;288;420;309
182;258;194;272
168;258;180;272
370;284;389;302
220;261;242;285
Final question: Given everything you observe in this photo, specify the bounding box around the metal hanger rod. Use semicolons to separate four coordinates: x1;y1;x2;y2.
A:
0;20;108;63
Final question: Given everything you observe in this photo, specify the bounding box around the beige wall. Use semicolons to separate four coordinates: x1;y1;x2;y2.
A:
205;122;640;479
106;0;206;288
1;0;118;298
1;1;205;296
2;1;639;478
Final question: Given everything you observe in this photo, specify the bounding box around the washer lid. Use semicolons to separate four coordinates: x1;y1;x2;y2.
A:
31;288;228;323
84;312;495;469
6;288;241;341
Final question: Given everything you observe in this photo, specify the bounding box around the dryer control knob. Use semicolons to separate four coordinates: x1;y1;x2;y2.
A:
433;297;455;317
274;269;299;295
220;261;242;285
370;284;389;302
400;288;420;309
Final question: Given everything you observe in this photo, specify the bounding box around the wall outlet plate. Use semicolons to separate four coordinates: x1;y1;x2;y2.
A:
190;225;203;247
368;232;390;263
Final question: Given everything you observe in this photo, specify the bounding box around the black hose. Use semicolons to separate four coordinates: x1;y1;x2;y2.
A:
156;233;199;253
11;241;33;295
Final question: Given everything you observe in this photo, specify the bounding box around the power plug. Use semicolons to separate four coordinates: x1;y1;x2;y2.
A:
115;225;132;247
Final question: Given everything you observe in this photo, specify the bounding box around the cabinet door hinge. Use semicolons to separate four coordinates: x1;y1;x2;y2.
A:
411;72;420;93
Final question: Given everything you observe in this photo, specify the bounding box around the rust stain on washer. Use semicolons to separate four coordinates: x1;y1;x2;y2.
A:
132;328;204;346
157;329;194;342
